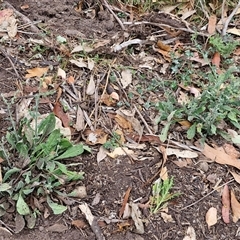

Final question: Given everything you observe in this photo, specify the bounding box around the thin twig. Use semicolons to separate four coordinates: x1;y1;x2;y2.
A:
178;178;234;211
222;0;240;36
101;0;125;30
221;0;227;29
0;46;22;80
134;105;153;135
124;21;211;37
198;0;209;19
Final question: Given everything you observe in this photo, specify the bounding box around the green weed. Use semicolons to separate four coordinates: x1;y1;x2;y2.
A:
103;132;121;151
150;177;180;214
0;104;90;226
209;34;239;57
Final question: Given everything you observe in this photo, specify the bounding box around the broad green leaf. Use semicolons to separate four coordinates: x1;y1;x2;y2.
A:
211;124;217;135
0;183;12;192
47;196;67;214
54;144;84;160
46;161;56;172
232;135;240;144
187;123;196;139
6;132;17;148
22;188;34;195
3;167;21;182
159;122;172;142
26;212;37;229
37;113;56;138
16;194;30;215
83;145;91;152
44;129;62;155
16;142;29;158
59;138;72;151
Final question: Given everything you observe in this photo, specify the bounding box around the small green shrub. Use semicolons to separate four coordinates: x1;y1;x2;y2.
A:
0;111;90;226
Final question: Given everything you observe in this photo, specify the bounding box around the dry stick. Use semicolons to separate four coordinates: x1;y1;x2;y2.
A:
124;21;211;37
221;0;227;30
198;0;209;19
0;46;22;80
134;105;153;135
178;178;234;211
101;0;125;30
222;0;240;36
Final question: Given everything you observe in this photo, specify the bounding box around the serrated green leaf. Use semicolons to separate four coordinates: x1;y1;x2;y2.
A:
47;195;67;214
54;144;84;160
16;194;30;215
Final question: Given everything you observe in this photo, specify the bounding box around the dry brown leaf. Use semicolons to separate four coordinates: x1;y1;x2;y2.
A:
201;143;240;170
20;4;29;10
119;187;132;218
178;120;191;128
53;101;70;128
110;91;120;101
97;146;107;163
86;75;95;95
173;160;189;168
227;27;240;36
160;166;168;180
183;226;196;240
74;106;84;131
166;148;198;158
206;207;217;228
67;75;75;84
115;129;125;144
211;52;222;73
0;9;14;24
223;143;240;159
84;129;108;145
116;110;143;136
222;185;230;224
231;171;240;184
101;93;116;106
115;114;132;130
178;91;189;104
160;212;175;223
157;40;171;51
87;58;95;70
234;48;240;55
208;15;217;34
72;219;87;229
47;223;68;232
121;69;132;89
107;147;134;159
57;67;66;79
25;67;49;78
231;190;240;223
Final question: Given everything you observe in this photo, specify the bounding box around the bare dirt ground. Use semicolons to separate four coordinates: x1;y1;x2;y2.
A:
1;0;240;240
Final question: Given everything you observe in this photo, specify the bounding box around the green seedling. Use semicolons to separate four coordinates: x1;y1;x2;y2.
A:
210;34;239;57
150;177;180;214
0;109;90;227
103;132;121;151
